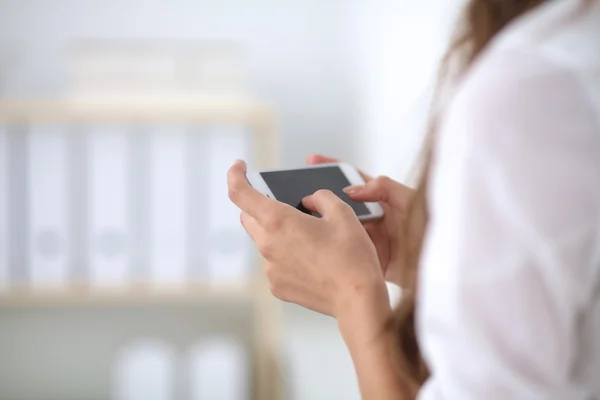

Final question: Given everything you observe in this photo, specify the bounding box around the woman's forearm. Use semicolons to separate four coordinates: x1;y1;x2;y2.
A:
337;283;411;400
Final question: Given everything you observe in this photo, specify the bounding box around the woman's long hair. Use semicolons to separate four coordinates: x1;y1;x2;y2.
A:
391;0;584;396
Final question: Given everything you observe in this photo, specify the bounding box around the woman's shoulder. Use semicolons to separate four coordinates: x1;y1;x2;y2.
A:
487;0;600;72
446;0;600;146
436;0;600;187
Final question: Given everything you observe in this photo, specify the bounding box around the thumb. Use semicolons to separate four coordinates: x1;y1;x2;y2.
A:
306;154;339;165
343;176;395;204
302;190;349;219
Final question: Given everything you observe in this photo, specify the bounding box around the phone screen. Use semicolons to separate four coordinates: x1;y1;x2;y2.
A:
260;166;370;216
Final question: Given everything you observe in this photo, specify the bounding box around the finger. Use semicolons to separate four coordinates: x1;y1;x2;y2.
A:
240;211;264;243
365;224;387;268
305;155;372;182
228;160;282;221
302;189;349;220
305;154;339;165
357;168;373;182
301;198;318;214
343;176;395;203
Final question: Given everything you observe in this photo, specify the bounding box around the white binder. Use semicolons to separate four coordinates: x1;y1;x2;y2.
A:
186;129;208;281
87;127;130;287
148;126;188;285
0;127;8;291
28;126;71;288
113;339;177;400
207;126;252;283
188;336;248;400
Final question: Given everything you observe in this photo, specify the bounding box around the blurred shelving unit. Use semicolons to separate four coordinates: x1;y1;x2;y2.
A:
0;96;283;400
0;39;284;399
0;281;257;308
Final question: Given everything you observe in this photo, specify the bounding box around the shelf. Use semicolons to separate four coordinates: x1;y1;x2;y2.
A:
0;97;274;125
0;280;261;308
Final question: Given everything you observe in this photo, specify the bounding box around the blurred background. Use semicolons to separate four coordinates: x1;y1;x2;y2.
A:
0;1;459;399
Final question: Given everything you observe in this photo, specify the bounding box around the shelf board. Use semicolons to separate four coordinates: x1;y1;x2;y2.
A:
0;97;274;125
0;280;261;308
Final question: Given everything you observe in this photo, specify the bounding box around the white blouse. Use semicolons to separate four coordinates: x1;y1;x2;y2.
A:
418;1;600;399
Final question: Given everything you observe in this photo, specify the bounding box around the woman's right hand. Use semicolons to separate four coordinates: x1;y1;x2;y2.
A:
306;155;415;286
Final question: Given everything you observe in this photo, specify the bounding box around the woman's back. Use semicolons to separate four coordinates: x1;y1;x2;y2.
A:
419;1;600;398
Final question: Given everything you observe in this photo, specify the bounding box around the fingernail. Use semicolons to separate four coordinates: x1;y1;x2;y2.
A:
343;185;363;195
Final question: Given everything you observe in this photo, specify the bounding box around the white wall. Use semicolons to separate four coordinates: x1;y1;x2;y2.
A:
356;0;461;182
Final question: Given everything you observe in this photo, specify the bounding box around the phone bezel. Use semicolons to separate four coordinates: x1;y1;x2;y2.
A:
245;162;384;222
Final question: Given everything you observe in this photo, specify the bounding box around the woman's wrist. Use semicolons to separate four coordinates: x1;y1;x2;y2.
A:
337;277;393;350
337;283;408;399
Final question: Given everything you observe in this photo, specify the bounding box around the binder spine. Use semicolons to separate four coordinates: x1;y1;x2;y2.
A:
0;126;8;290
27;126;71;288
87;127;131;287
148;126;188;285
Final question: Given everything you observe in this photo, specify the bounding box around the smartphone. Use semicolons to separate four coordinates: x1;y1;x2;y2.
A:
245;163;384;222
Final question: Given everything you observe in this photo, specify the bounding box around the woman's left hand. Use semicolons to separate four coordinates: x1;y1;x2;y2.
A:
227;160;391;329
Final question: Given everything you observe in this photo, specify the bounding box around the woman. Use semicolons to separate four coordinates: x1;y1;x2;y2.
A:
228;0;600;398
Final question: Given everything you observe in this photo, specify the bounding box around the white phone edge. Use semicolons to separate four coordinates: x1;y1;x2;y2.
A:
245;162;384;222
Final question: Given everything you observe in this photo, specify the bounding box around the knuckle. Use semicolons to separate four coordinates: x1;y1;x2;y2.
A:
263;267;281;297
268;281;280;299
369;176;393;202
377;175;392;186
263;262;274;278
334;200;349;212
372;176;389;189
228;185;240;202
257;240;274;259
268;280;287;302
264;213;285;232
335;199;352;215
314;189;333;198
263;263;289;302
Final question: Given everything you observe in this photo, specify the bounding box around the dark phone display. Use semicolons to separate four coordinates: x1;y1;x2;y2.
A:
260;166;370;216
